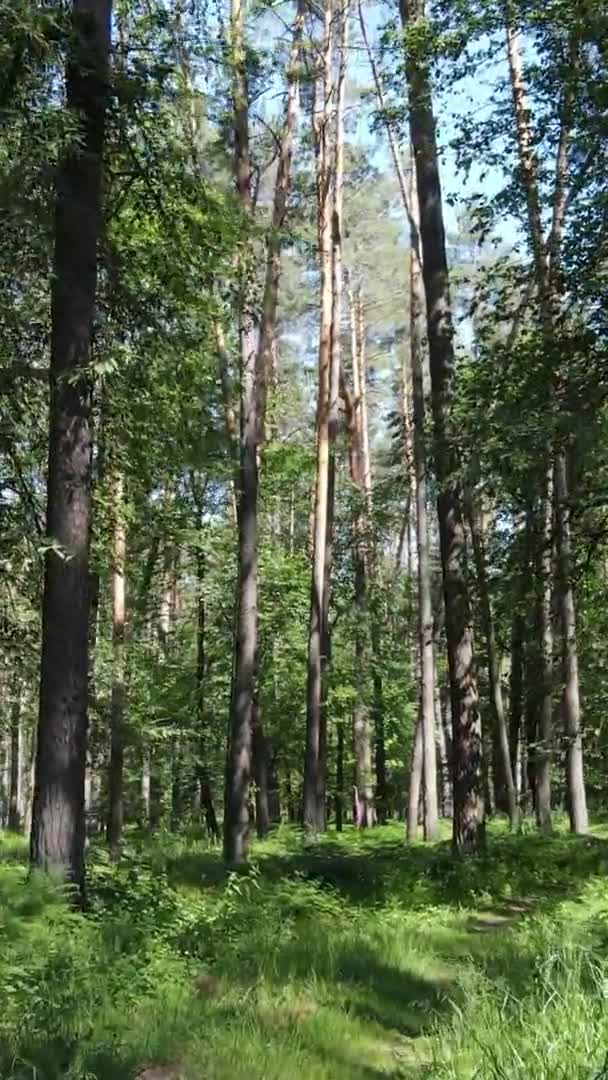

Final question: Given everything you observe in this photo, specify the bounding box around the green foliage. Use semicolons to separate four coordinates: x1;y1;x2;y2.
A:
3;825;608;1078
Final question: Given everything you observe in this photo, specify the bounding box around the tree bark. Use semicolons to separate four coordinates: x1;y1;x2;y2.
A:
319;1;349;830
408;164;439;841
195;542;219;841
509;609;525;806
466;492;518;828
253;700;271;839
407;717;423;841
335;720;344;831
224;0;257;865
30;0;111;898
554;453;588;833
225;0;304;862
399;0;484;853
536;469;554;832
304;0;335;834
107;470;126;858
504;7;587;833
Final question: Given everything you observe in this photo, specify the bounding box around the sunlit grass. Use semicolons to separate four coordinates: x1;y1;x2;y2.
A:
1;820;608;1078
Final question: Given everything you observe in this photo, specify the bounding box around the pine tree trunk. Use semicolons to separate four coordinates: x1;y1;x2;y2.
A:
509;610;525;806
407;717;423;841
399;0;484;853
30;0;111;898
304;2;335;834
224;0;256;865
536;468;554;832
372;625;387;823
335;720;344;831
107;470;126;858
319;3;349;831
141;751;151;828
554;453;588;833
253;702;271;839
466;493;518;828
408;165;439;842
505;8;587;833
225;0;304;860
195;544;219;841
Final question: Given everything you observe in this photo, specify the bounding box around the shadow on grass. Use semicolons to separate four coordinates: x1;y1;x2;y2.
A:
166;824;608;913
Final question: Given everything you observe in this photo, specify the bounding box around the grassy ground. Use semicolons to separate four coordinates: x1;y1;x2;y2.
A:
2;819;608;1079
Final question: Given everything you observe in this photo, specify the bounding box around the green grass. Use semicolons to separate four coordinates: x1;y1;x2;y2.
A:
1;820;608;1078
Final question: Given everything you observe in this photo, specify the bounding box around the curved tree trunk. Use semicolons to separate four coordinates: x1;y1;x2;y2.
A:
30;0;111;899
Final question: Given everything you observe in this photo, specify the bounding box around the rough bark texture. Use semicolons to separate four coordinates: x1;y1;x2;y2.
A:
400;0;484;853
30;0;111;897
224;0;257;865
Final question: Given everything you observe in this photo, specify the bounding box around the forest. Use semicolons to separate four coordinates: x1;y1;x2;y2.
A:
0;0;607;1076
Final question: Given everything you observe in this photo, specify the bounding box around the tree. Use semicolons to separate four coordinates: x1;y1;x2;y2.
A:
504;2;588;833
30;0;112;896
304;0;336;834
399;0;484;852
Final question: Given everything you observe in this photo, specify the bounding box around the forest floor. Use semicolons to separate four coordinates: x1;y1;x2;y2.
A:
2;820;608;1080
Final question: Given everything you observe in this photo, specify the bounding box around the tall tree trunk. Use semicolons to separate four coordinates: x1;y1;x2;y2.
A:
466;492;518;828
253;700;271;839
141;751;151;828
335;719;344;831
504;7;587;832
399;0;484;853
8;686;22;832
225;0;304;862
435;673;451;817
536;470;554;832
509;609;525;806
408;165;438;841
195;542;219;841
304;1;335;834
371;623;387;823
407;717;423;841
224;0;257;864
555;454;588;833
30;0;111;898
107;470;126;858
343;274;376;829
319;1;348;830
